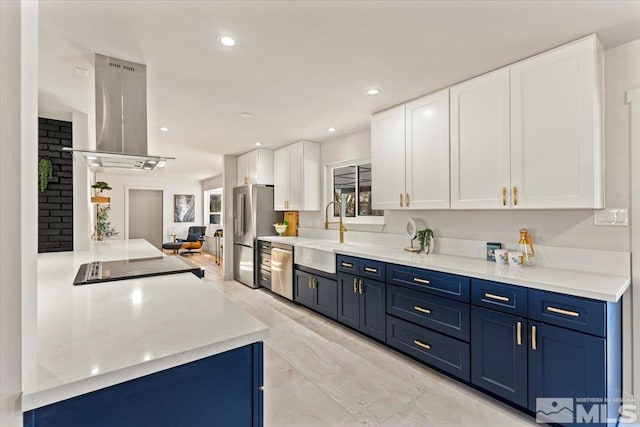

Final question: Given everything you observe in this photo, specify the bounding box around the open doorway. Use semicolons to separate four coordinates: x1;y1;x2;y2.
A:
127;188;163;249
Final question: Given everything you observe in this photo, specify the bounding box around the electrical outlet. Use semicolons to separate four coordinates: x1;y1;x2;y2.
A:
594;208;628;226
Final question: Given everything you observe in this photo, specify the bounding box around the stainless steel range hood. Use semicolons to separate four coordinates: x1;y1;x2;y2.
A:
63;54;173;170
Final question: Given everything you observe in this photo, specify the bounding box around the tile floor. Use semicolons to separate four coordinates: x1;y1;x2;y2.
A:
186;252;539;426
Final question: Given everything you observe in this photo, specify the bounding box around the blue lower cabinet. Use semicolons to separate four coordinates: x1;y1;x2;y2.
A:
294;269;315;309
24;343;264;427
337;274;386;341
386;315;470;381
471;307;528;407
314;275;338;320
337;273;360;330
528;322;611;427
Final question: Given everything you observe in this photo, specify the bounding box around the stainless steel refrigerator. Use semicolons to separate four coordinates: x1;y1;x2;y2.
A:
233;185;281;288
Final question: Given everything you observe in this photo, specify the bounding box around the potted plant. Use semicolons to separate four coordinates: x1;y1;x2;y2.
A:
91;181;112;204
416;228;434;254
94;205;118;241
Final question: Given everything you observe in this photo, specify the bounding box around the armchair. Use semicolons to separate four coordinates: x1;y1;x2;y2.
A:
162;226;207;256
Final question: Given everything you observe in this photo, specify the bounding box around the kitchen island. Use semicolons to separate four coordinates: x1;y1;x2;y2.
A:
23;239;268;426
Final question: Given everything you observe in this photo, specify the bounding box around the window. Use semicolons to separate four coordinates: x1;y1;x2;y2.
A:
329;160;383;223
206;190;222;225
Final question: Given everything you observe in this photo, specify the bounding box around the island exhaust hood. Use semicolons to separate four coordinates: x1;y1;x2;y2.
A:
63;54;174;170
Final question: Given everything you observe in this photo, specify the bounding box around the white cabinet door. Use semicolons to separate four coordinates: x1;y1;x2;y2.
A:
405;89;450;209
450;69;511;209
273;147;289;210
246;150;258;185
510;36;603;209
255;149;274;185
237;153;248;186
287;142;304;210
371;105;406;210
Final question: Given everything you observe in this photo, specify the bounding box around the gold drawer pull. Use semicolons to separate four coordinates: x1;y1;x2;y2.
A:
413;340;431;350
513;186;519;206
414;306;431;315
546;306;580;317
262;277;268;281
364;267;378;273
484;293;509;302
516;321;522;346
359;279;363;294
502;187;507;206
413;277;430;285
341;262;353;268
353;278;357;293
406;193;410;208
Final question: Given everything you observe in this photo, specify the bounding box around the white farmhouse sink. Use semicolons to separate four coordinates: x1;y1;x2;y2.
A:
294;241;354;274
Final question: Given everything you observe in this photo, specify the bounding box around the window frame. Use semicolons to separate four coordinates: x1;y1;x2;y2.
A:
204;189;223;227
325;157;385;225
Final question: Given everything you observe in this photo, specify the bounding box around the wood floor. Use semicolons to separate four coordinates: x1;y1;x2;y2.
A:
183;253;538;426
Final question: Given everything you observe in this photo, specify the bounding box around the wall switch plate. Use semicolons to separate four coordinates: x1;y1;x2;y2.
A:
594;208;629;226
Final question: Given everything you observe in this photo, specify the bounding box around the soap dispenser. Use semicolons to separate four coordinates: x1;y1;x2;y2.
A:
518;229;535;266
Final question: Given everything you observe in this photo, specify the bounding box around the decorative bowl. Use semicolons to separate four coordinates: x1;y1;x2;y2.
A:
274;224;287;236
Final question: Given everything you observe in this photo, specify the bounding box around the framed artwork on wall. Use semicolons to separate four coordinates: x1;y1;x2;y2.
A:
174;194;195;222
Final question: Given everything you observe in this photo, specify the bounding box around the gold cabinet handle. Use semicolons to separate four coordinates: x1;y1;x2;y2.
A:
358;279;363;294
531;325;537;350
308;276;311;288
414;306;431;315
513;186;518;206
353;277;357;293
413;340;431;350
364;267;377;273
516;321;522;346
341;262;353;268
546;306;580;317
484;293;509;302
400;193;404;208
313;276;316;289
502;187;507;206
413;277;430;285
406;193;410;208
262;277;268;282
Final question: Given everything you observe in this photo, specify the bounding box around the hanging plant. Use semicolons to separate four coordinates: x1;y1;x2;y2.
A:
38;158;53;192
416;228;434;254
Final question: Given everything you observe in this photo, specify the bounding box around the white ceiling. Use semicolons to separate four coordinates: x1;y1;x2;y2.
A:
39;0;640;180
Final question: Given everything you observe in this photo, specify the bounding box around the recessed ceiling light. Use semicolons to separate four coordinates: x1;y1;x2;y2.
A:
240;112;254;119
87;156;97;160
157;162;166;168
91;163;99;167
160;127;169;132
255;142;262;146
328;127;337;132
148;160;157;164
366;88;380;96
219;36;236;47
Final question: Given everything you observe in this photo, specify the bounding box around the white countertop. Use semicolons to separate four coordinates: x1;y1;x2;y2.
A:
23;239;268;411
258;236;630;302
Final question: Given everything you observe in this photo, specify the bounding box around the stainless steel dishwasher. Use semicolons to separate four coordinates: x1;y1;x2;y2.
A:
270;243;293;300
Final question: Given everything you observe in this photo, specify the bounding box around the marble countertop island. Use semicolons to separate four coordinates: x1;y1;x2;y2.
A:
23;239;268;411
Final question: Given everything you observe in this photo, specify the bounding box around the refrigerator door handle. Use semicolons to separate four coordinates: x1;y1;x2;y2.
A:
236;193;245;242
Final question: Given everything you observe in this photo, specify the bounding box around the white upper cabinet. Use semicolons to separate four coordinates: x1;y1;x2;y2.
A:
274;140;320;211
510;36;603;209
371;105;406;210
405;89;450;209
451;68;511;209
236;149;274;186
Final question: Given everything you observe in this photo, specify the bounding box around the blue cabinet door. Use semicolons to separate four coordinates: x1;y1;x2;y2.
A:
528;322;606;426
337;273;360;330
471;307;528;407
360;278;386;342
294;269;314;309
314;275;338;320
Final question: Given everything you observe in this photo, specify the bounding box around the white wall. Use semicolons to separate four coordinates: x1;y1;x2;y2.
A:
300;40;640;398
222;155;237;280
95;172;203;243
203;174;223;191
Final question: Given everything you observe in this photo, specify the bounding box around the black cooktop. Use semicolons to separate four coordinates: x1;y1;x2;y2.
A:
73;256;203;286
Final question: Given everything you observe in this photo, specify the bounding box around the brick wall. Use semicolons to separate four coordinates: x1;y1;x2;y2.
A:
38;118;73;253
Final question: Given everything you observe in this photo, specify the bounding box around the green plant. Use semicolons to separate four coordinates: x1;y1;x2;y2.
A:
91;181;112;192
38;159;53;192
95;205;119;240
416;228;434;254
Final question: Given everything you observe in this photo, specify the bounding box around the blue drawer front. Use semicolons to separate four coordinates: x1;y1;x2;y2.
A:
387;284;470;341
528;290;606;337
337;255;358;275
386;264;470;302
386;315;470;381
472;279;527;316
358;259;386;281
257;240;271;254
